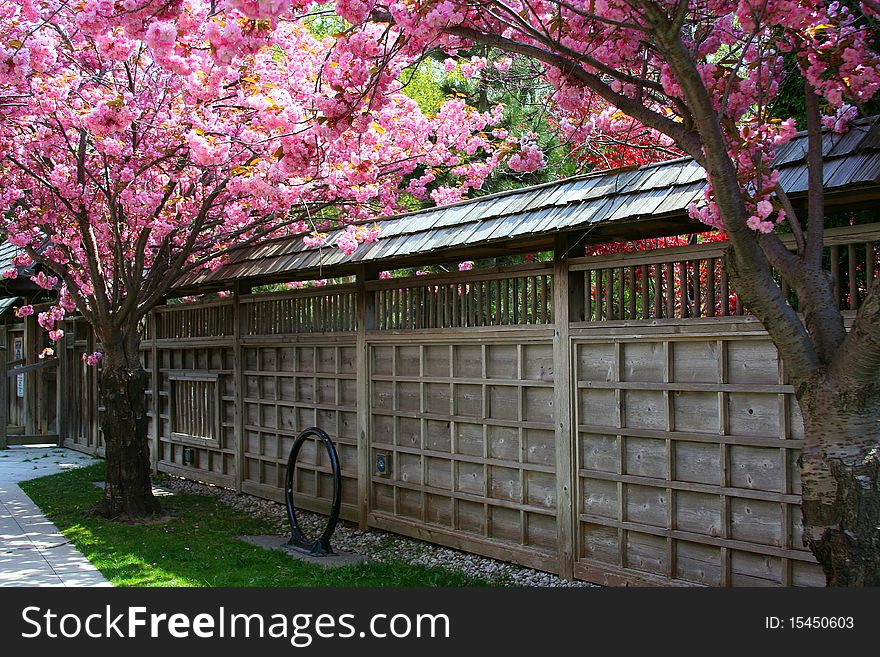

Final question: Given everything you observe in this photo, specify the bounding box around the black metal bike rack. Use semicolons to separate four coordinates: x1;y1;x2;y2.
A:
284;427;342;556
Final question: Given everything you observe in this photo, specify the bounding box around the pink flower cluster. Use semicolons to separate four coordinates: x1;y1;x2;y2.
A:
507;134;546;173
30;271;58;290
335;223;381;256
822;105;858;134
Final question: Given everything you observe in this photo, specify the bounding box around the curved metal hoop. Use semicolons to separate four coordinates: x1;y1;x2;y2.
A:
284;427;342;556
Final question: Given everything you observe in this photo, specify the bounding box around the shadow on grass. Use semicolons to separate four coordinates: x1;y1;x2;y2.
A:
20;464;492;588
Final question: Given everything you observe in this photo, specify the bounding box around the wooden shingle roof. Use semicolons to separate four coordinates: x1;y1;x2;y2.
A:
181;118;880;290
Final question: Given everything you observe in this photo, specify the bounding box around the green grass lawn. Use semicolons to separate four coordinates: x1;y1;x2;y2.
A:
20;463;491;587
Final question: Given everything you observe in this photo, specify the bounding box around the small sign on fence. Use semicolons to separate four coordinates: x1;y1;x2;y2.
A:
13;337;23;398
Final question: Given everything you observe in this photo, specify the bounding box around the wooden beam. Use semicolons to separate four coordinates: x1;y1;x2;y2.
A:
6;433;59;446
356;265;379;530
6;357;58;377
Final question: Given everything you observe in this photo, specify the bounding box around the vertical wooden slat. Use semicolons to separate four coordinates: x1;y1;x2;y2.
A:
679;261;689;319
530;276;538;324
626;266;635;319
585;271;592;321
541;275;549;324
665;262;674;319
605;268;614;321
831;244;840;308
868;241;876;288
848;243;858;310
653;264;662;319
693;260;702;318
707;258;716;317
720;267;730;316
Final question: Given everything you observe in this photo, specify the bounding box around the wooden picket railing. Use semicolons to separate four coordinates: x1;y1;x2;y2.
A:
569;223;880;321
149;300;236;339
242;285;357;335
367;263;554;330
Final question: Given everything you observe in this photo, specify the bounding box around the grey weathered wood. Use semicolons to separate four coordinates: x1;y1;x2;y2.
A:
552;234;577;580
23;313;36;436
58;222;879;587
55;329;64;446
150;312;160;472
0;327;6;450
233;284;246;493
357;266;377;529
6;358;58;376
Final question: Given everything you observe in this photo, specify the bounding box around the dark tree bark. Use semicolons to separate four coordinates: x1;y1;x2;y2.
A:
798;375;880;585
94;328;161;519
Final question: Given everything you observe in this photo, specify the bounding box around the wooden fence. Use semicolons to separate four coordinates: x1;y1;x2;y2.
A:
59;221;880;586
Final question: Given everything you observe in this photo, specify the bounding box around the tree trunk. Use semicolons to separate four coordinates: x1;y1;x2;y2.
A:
95;331;161;519
799;377;880;586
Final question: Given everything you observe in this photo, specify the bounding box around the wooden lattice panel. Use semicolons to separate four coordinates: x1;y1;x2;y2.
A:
573;328;825;586
368;337;558;570
240;340;358;520
155;343;237;487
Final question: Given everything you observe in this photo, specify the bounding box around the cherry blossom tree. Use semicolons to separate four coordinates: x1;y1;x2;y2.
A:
0;0;506;517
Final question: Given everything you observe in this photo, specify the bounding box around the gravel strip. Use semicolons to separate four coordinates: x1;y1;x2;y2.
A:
161;476;594;587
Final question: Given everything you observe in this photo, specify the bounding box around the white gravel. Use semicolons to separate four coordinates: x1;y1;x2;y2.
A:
160;476;594;587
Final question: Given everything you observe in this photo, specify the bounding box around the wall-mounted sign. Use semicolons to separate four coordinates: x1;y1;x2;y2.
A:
14;336;23;398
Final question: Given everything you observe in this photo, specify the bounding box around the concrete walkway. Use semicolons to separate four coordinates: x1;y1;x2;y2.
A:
0;446;111;587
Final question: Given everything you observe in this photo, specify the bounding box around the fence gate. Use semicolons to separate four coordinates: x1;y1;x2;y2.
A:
0;317;62;449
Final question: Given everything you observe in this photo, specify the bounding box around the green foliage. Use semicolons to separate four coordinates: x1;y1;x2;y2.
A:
769;3;880;128
399;48;583;200
399;60;449;115
20;464;492;587
301;12;347;40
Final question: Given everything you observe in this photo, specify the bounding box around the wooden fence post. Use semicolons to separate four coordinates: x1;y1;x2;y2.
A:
0;327;7;450
56;328;64;446
149;311;160;473
356;266;378;530
233;283;248;494
553;233;584;580
24;312;36;436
